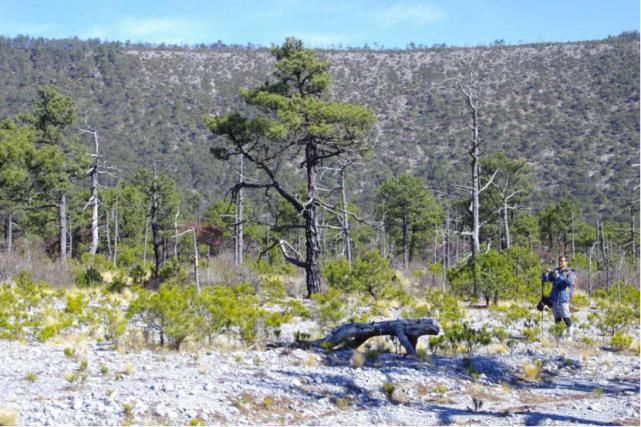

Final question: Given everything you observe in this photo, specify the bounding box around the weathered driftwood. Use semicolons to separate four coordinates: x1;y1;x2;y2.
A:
317;318;440;356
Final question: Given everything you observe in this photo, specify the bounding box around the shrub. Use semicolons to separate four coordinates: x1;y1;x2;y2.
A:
323;252;397;300
595;304;636;336
571;292;589;308
382;382;395;396
285;300;312;318
127;283;203;350
311;287;347;329
428;335;447;355
365;348;379;363
611;332;633;351
492;326;509;344
548;322;566;345
75;266;103;287
445;322;492;354
259;277;286;303
522;327;540;343
521;360;543;381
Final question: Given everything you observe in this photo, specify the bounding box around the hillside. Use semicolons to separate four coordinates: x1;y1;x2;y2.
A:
0;35;638;221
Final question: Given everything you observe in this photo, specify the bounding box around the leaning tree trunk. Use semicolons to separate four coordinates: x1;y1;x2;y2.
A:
318;318;440;356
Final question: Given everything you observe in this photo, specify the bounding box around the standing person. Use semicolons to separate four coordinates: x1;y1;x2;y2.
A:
542;255;576;339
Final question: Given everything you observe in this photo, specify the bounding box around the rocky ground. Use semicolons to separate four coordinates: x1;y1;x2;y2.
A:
1;308;639;426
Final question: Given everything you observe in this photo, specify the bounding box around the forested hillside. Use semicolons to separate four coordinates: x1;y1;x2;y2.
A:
0;34;638;222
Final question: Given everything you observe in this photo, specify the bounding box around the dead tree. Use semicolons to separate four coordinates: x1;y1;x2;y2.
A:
80;119;119;258
455;72;496;297
317;318;440;356
79;125;100;256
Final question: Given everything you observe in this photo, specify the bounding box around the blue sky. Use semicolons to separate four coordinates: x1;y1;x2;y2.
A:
1;0;639;48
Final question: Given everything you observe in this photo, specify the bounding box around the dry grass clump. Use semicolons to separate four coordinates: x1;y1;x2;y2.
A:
350;351;365;368
520;360;544;382
0;408;17;426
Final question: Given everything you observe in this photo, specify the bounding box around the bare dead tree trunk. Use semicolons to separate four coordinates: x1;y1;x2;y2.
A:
143;216;149;268
588;241;598;306
67;211;72;258
105;207;112;259
503;200;511;249
113;198;119;268
401;213;409;269
192;227;200;293
339;167;352;266
457;77;483;297
379;218;386;258
631;205;636;262
601;220;609;291
59;193;67;262
445;200;451;269
79;125;101;257
571;211;576;258
5;214;12;253
174;207;180;259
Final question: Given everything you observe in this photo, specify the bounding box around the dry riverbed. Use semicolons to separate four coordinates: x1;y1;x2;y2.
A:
1;311;639;426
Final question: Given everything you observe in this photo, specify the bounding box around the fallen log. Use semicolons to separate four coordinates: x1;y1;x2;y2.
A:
317;318;440;356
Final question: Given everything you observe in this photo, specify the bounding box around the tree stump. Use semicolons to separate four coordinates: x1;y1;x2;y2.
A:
317;318;440;356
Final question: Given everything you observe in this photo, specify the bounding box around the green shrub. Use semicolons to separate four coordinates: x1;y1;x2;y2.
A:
107;273;129;293
76;266;103;287
548;322;566;344
595;304;636;336
311;287;347;329
492;326;509;344
129;264;147;286
428;335;447;355
571;293;589;308
382;382;395;396
285;299;312;318
259;277;286;303
522;327;540;343
322;252;397;300
445;322;492;354
611;332;633;351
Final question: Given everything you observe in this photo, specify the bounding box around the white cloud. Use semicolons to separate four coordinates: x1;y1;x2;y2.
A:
371;1;445;28
118;17;202;44
289;31;355;48
81;17;205;44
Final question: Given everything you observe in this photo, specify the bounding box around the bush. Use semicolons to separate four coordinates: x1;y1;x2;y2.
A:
611;332;633;351
445;322;492;354
311;287;347;330
75;266;103;287
322;252;397;300
285;299;312;318
127;283;203;350
595;304;636;336
403;289;464;325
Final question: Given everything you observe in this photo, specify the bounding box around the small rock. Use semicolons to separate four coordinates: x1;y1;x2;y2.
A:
154;404;169;417
162;383;175;392
204;383;216;391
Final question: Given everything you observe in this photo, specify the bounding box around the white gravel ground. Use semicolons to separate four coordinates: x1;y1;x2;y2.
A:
1;309;639;426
